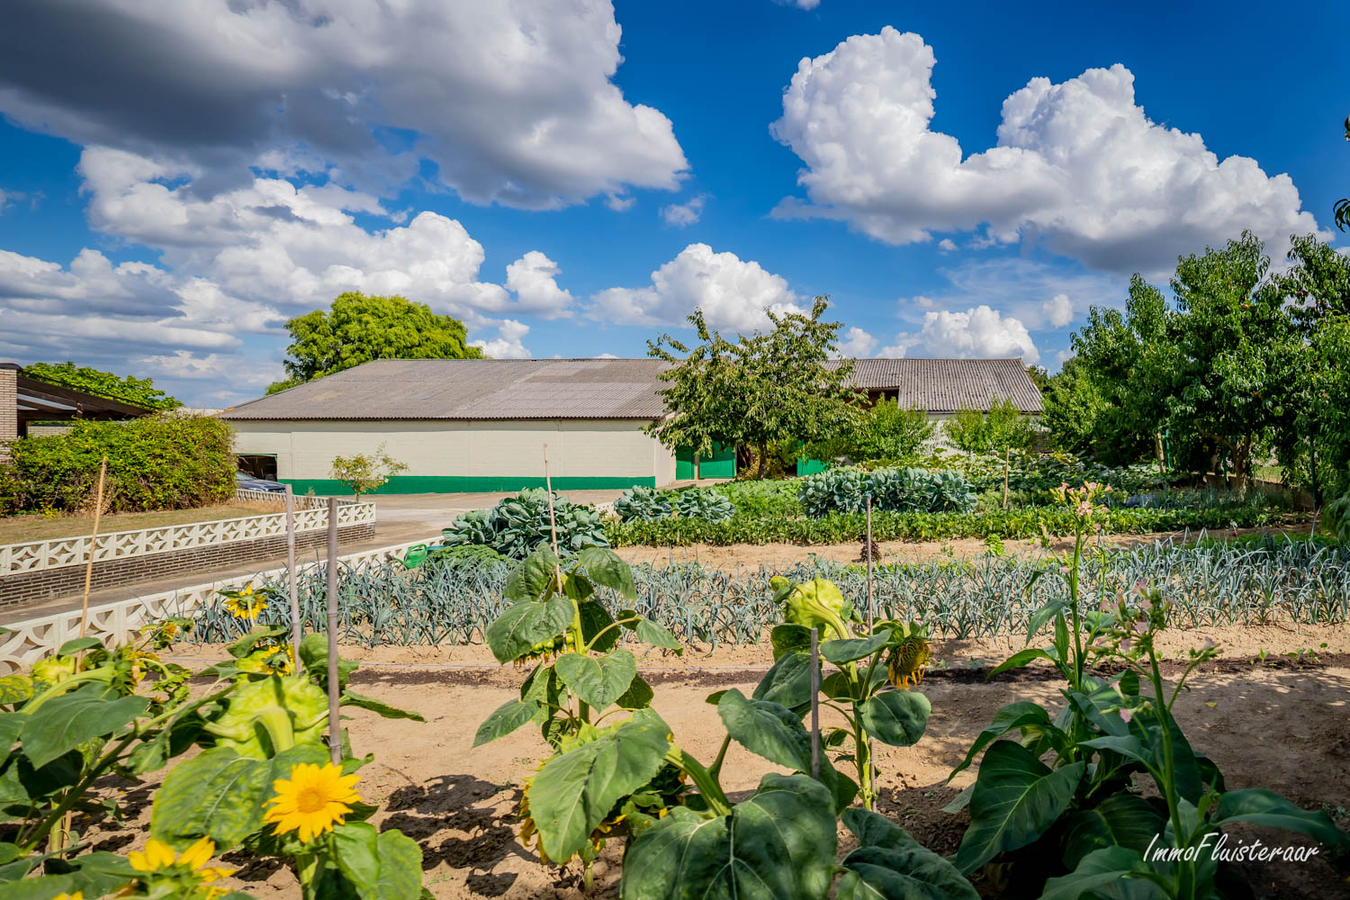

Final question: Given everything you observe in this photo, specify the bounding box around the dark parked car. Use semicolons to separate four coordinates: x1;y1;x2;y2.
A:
235;471;287;493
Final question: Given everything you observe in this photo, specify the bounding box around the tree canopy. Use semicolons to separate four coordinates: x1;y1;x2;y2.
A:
24;361;180;411
646;298;858;479
267;292;482;393
1050;230;1350;499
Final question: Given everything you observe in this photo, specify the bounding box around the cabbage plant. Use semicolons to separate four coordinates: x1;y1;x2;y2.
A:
614;485;674;522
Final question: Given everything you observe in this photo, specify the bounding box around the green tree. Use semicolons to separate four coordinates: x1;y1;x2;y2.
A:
268;292;482;393
647;298;858;479
1167;232;1298;495
945;399;1035;454
24;361;179;410
330;442;408;499
804;402;932;463
1040;356;1107;455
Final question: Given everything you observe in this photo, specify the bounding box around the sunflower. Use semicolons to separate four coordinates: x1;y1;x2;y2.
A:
53;893;83;900
263;762;362;842
125;837;234;897
888;634;931;690
223;588;265;622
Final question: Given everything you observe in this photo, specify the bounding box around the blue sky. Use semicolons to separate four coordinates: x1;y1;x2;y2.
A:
0;0;1345;406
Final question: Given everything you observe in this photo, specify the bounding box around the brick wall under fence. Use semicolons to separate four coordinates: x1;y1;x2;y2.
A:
0;537;429;672
0;497;376;608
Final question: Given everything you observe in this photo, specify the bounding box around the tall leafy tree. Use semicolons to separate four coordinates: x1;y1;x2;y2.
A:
268;292;482;393
24;361;179;410
647;298;858;479
1167;232;1298;494
1039;356;1107;456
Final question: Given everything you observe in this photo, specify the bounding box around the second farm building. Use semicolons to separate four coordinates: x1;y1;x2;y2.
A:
219;357;1043;493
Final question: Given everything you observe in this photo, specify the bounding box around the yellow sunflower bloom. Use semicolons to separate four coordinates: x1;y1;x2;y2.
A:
263;762;362;842
127;837;234;893
888;635;931;691
53;893;83;900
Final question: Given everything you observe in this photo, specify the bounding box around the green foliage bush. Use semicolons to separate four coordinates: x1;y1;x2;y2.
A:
440;489;608;559
673;487;736;521
945;399;1037;453
798;466;976;517
23;360;180;410
803;402;933;464
0;415;234;514
711;479;803;518
606;503;1301;547
614;485;674;522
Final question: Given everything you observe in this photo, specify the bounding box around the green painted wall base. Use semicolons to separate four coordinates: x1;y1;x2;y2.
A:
676;443;736;480
283;475;657;495
797;458;829;476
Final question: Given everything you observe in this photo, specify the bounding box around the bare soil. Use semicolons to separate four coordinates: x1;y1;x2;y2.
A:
611;525;1314;570
86;621;1350;899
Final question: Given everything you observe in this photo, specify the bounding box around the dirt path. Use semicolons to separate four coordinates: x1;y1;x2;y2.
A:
83;623;1350;899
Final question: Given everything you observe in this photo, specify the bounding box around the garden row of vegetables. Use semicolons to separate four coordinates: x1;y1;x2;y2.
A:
465;483;1350;898
191;532;1350;651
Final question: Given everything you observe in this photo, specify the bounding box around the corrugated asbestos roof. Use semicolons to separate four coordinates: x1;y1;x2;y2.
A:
218;357;1042;420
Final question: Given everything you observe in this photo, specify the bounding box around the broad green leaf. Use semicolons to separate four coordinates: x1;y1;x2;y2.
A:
578;601;619;653
718;689;810;771
299;633;360;689
954;740;1085;874
20;685;147;768
987;647;1056;680
525;708;671;863
844;807;924;853
839;844;981;900
520;663;567;709
554;649;637;711
860;691;931;747
1067;682;1133;738
3;873;78;900
0;675;34;706
473;699;541;748
484;595;573;664
57;638;103;656
619;773;837;900
770;623;812;659
614;674;654;710
578;547;638;599
64;851;139;898
504;546;563;601
0;713;22;749
1062;793;1165;869
1212;789;1350;851
150;744;328;850
820;631;892;665
332;821;425;900
1026;601;1067;643
1040;846;1161;900
227;625;290;659
948;702;1052;780
1130;707;1204;804
342;690;424;722
634;618;682;652
752;650;816;710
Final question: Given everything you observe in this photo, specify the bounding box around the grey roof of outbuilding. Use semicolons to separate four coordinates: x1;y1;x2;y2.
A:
218;356;1042;421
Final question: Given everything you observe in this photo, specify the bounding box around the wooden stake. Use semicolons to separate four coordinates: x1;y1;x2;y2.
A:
79;456;108;638
325;497;341;765
865;495;874;632
543;444;560;557
1002;447;1010;511
809;627;820;779
286;485;301;665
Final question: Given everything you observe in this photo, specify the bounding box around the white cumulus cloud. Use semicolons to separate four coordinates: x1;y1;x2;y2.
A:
0;0;687;209
660;194;708;227
882;305;1039;363
771;27;1322;276
504;251;576;319
471;319;532;359
1041;293;1074;328
592;243;804;332
833;326;878;357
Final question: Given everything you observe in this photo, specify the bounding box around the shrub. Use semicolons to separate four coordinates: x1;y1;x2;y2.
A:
804;402;933;463
0;414;234;515
945;399;1036;454
673;487;736;521
798;466;976;517
712;479;803;518
614;485;674;521
440;488;608;559
330;442;407;498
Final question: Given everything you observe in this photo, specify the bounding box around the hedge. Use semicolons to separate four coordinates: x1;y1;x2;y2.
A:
603;505;1306;547
0;415;235;515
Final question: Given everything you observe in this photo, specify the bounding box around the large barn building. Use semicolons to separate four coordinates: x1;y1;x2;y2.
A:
218;357;1042;493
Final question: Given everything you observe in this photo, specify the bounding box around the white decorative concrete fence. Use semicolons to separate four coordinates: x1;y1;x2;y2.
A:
0;537;428;671
0;499;374;577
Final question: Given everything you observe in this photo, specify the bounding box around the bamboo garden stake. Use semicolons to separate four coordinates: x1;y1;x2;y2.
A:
286;484;301;665
78;456;108;638
325;497;341;764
